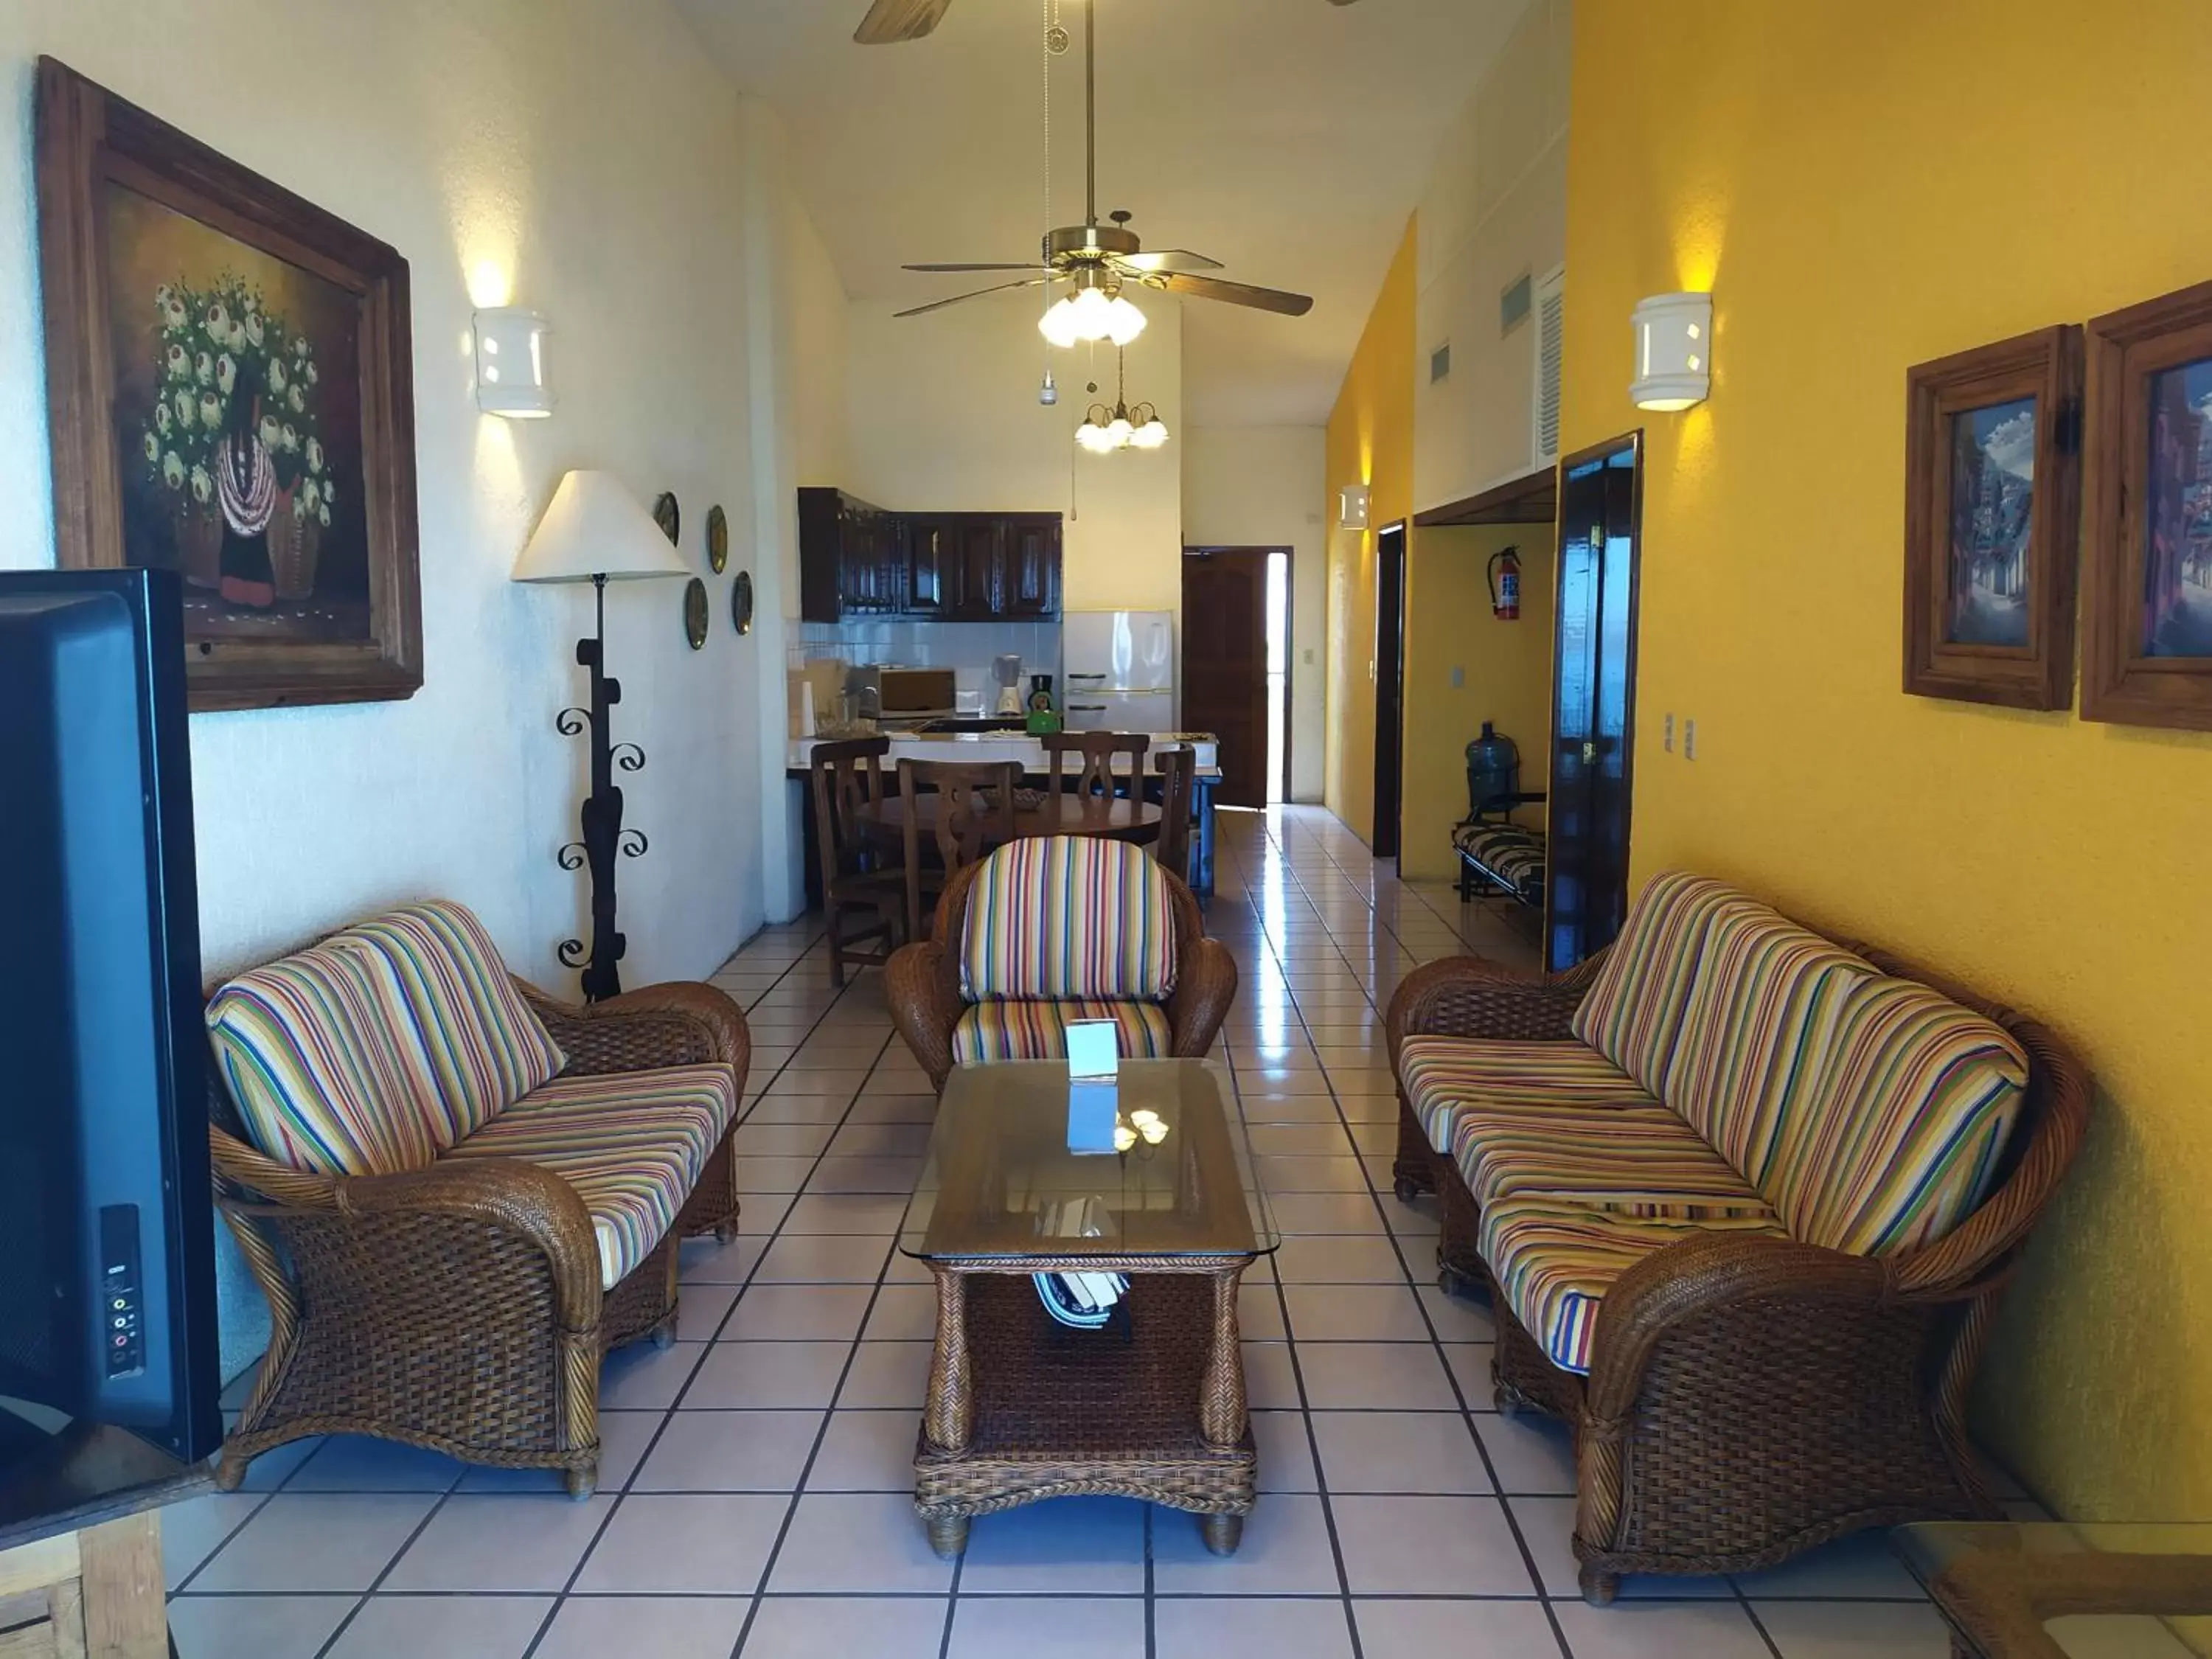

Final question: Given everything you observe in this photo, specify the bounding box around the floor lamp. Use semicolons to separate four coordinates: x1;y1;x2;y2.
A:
512;470;687;1001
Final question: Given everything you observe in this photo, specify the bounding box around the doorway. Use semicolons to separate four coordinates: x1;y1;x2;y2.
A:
1371;522;1408;861
1182;546;1291;809
1545;433;1643;973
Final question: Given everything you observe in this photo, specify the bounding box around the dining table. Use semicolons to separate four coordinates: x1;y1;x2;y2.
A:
858;787;1162;848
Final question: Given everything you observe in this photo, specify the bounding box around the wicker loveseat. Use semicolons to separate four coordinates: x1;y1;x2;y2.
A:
1387;873;2090;1601
887;835;1237;1091
204;901;748;1498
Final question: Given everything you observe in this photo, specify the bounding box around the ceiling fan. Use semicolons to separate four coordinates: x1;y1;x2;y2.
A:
857;0;1361;48
877;1;1318;324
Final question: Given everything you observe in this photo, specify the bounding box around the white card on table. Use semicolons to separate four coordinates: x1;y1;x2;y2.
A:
1066;1079;1119;1155
1064;1019;1120;1080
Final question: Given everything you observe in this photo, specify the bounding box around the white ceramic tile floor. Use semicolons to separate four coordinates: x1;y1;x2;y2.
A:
165;809;1966;1658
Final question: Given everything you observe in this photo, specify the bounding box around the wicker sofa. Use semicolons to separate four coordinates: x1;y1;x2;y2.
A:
888;835;1237;1091
203;901;749;1498
1387;873;2090;1601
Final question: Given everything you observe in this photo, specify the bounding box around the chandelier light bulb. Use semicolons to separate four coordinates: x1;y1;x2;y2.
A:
1038;298;1084;349
1130;417;1169;450
1107;414;1134;445
1104;294;1147;346
1069;285;1113;338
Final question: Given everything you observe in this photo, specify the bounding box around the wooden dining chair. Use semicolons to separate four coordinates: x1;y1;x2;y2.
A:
808;736;903;987
1152;744;1196;883
897;758;1021;942
1045;731;1150;805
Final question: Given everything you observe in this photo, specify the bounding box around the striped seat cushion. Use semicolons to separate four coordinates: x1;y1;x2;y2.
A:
1481;1195;1788;1374
1658;901;1876;1189
447;1062;740;1289
1450;1100;1773;1222
952;999;1174;1066
1764;978;2027;1256
1453;823;1545;904
1570;873;1747;1093
960;837;1178;1002
1399;1037;1655;1155
207;901;565;1177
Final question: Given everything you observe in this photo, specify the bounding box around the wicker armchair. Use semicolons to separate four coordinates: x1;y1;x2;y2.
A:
209;978;748;1499
1386;945;2090;1603
888;851;1237;1091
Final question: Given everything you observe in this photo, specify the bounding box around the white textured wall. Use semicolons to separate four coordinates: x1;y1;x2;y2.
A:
0;0;843;1369
1412;0;1573;511
1180;426;1328;801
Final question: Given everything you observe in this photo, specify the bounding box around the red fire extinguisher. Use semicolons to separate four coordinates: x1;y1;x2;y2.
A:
1487;546;1522;622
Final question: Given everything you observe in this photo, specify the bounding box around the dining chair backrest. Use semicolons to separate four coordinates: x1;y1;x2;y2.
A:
809;736;891;885
1046;731;1150;804
1152;744;1196;881
897;758;1021;940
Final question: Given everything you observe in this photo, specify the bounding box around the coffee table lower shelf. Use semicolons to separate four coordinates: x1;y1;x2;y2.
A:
913;1270;1256;1558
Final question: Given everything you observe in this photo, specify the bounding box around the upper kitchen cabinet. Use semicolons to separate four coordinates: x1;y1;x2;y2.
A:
799;488;906;623
799;494;1061;622
1002;515;1062;618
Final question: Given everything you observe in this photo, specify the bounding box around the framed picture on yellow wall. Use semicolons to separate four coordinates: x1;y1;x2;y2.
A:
1902;324;2083;712
2082;277;2212;731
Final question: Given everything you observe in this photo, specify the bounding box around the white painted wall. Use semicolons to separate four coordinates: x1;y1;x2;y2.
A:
0;0;844;1368
1180;426;1328;801
1412;0;1573;512
846;296;1186;642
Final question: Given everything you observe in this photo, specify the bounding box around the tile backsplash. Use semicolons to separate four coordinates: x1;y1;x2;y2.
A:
791;619;1062;706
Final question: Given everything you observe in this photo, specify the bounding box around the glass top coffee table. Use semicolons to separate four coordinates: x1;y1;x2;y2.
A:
897;1059;1279;1559
1896;1520;2212;1658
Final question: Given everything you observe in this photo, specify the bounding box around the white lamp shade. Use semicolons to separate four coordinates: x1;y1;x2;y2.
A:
512;470;689;584
1630;291;1713;412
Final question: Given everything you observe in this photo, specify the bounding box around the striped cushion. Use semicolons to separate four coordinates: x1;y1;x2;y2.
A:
1450;1101;1773;1222
1453;823;1545;904
1482;1195;1788;1374
960;837;1178;1002
1570;873;1745;1093
447;1062;740;1288
1764;978;2027;1256
1658;901;1874;1188
1399;1037;1655;1155
953;999;1174;1066
207;901;565;1176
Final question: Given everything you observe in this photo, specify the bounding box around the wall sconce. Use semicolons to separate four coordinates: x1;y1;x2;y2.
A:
1338;483;1371;529
474;307;552;418
1630;291;1712;412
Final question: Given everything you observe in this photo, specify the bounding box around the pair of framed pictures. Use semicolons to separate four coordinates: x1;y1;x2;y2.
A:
1904;279;2212;729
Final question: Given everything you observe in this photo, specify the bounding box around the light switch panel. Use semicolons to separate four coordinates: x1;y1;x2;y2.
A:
1449;665;1464;689
1683;717;1698;761
1663;712;1674;752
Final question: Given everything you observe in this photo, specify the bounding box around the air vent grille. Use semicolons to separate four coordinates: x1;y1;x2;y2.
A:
1429;343;1451;384
1534;265;1565;464
1499;271;1533;334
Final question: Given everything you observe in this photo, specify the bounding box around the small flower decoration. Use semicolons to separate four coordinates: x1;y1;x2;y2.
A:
193;350;214;385
305;437;324;473
189;465;212;506
305;361;319;386
302;477;321;512
215;354;236;397
244;313;265;349
204;299;229;338
317;503;331;527
161;451;185;489
198;391;222;429
268;357;287;394
154;402;173;437
259;414;282;450
142;431;161;464
164;343;189;378
280;422;299;453
287;384;305;414
173;389;195;428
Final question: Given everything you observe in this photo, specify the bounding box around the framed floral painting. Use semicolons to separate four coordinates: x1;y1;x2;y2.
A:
36;58;420;711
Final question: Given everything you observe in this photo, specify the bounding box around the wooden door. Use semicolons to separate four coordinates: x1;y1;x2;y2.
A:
1182;547;1273;808
1371;524;1408;860
905;517;953;616
1002;516;1062;617
1545;433;1643;972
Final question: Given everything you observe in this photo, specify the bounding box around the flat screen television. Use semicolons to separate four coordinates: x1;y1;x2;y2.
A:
0;568;220;1536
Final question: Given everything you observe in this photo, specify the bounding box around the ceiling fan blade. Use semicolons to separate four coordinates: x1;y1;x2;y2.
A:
855;0;952;45
902;262;1050;273
894;277;1048;319
1152;272;1315;317
1112;249;1225;275
1326;0;1361;7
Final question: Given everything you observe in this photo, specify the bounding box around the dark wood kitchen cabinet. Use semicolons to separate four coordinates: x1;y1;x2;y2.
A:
799;492;1061;623
905;515;956;617
1003;515;1062;617
799;488;905;623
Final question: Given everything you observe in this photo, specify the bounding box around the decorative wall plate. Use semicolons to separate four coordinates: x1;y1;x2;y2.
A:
653;491;680;544
706;503;728;573
683;577;708;650
731;569;754;635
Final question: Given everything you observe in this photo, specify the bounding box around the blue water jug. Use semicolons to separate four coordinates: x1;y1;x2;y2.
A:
1465;722;1520;817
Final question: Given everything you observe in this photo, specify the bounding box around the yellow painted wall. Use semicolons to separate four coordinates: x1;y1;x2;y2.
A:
1401;526;1555;882
1563;0;2212;1520
1324;221;1418;841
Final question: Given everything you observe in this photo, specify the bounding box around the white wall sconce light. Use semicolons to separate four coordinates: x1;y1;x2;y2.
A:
1338;483;1371;530
474;307;552;417
1630;291;1712;412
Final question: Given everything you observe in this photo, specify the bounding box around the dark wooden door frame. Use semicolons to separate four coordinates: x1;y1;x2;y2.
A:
1371;522;1409;863
1545;431;1644;971
1183;544;1293;804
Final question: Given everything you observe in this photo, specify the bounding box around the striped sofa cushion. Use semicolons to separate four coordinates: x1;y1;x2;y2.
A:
960;837;1178;1003
1658;902;1874;1189
447;1062;740;1289
1481;1194;1788;1374
1764;978;2027;1256
1399;1037;1655;1155
953;998;1174;1067
207;901;565;1176
1570;872;1745;1093
1450;1100;1774;1223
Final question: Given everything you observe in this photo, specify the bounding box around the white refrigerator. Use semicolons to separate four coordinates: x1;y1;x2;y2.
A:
1061;609;1175;733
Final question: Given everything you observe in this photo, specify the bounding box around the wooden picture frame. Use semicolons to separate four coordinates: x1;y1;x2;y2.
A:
2082;277;2212;731
36;58;421;712
1902;324;2082;711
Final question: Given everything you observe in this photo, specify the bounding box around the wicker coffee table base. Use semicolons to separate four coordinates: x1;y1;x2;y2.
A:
914;1267;1257;1558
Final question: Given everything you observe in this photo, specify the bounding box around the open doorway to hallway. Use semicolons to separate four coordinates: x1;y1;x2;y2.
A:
1184;546;1293;809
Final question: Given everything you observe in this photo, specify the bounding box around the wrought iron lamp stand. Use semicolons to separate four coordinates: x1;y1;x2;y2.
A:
556;573;647;1001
